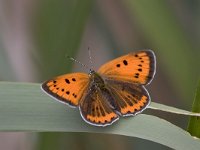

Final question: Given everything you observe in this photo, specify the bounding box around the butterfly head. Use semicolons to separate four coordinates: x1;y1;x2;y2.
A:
89;69;95;75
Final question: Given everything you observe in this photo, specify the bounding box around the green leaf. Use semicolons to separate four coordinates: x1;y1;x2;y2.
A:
0;82;200;149
187;80;200;138
149;102;200;117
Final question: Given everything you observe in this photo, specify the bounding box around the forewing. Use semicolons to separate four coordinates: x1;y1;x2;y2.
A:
98;50;156;85
106;80;150;116
79;85;119;126
41;73;89;107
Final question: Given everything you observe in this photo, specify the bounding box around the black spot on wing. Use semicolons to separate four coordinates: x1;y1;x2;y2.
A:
116;64;120;67
41;81;76;107
72;93;77;98
123;60;128;66
65;79;70;84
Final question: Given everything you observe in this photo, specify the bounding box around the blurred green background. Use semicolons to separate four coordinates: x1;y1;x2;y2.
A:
0;0;199;149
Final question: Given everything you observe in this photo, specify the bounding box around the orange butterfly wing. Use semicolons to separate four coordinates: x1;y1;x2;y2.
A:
105;80;150;116
41;50;156;126
79;84;119;126
97;50;156;117
98;50;156;85
41;73;89;107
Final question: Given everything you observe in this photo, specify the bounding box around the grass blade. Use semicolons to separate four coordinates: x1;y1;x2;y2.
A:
149;102;200;117
0;82;200;149
187;80;200;138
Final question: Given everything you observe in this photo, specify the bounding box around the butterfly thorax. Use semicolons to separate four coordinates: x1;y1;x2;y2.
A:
89;70;105;89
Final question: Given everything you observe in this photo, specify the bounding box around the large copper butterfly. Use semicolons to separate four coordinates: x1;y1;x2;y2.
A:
41;50;156;127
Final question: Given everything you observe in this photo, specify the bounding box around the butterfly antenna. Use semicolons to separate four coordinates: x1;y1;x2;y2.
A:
88;47;94;71
66;55;90;70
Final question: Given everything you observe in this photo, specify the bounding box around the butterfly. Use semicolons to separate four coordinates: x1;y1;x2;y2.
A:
41;50;156;127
